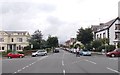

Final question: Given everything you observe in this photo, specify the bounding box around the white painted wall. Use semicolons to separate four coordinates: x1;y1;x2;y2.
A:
95;19;120;45
0;31;30;51
96;29;108;39
109;19;119;45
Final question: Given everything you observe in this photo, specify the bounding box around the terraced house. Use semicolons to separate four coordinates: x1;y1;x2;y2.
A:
92;17;120;48
0;31;30;52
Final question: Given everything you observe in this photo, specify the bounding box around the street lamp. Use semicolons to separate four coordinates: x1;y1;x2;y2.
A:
30;44;33;50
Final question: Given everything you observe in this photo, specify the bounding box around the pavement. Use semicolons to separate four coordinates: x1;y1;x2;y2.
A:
1;49;120;75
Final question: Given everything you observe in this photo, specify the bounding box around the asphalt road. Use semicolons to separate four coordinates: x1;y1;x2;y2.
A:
2;49;120;75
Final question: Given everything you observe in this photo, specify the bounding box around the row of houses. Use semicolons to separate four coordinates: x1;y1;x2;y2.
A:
92;17;120;48
65;17;120;48
0;31;30;52
0;17;120;52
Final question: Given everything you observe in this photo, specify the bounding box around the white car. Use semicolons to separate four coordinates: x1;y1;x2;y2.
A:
80;49;91;56
70;48;74;53
32;50;47;57
73;49;76;53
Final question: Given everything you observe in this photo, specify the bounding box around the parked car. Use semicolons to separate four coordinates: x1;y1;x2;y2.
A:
7;52;24;59
53;48;59;53
70;48;74;53
73;49;76;54
32;50;47;57
79;49;91;56
106;48;120;57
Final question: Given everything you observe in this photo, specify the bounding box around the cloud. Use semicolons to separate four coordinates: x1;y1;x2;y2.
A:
0;2;56;14
0;0;119;44
1;2;56;32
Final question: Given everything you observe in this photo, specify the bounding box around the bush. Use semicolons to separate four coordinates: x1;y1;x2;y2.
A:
17;51;24;54
98;45;105;52
106;45;115;52
46;48;51;53
85;44;92;50
7;50;12;53
92;40;102;50
24;46;31;50
2;52;7;57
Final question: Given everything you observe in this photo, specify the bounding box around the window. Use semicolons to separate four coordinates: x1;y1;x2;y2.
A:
103;33;105;38
17;47;18;50
11;38;14;42
100;34;102;38
19;45;21;50
2;47;4;50
26;38;29;42
97;34;99;39
115;32;120;39
17;38;23;42
0;38;4;42
115;24;120;30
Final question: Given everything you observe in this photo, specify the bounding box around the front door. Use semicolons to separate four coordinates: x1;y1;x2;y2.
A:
7;44;16;51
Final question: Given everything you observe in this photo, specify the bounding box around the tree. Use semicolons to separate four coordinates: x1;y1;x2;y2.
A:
29;30;43;49
41;40;47;49
99;38;109;45
46;35;59;48
92;40;102;50
77;28;93;46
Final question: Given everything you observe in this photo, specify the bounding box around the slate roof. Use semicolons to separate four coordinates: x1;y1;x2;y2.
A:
91;17;120;33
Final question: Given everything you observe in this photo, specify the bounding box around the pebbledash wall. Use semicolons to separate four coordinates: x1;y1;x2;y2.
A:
0;31;30;52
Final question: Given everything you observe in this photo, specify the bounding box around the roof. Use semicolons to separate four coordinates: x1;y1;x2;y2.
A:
0;31;30;36
92;17;120;33
4;31;27;34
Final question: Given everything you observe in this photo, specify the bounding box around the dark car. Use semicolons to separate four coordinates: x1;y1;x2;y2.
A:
53;48;59;53
7;52;24;59
106;48;120;57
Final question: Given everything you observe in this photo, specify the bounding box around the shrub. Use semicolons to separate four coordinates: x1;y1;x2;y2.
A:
23;46;31;50
106;45;115;52
92;40;102;50
98;45;105;52
2;52;7;57
46;48;51;53
85;44;93;50
17;51;24;54
7;50;12;53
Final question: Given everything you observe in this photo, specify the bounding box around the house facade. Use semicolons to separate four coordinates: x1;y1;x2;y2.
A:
0;31;30;52
92;17;120;48
65;38;76;47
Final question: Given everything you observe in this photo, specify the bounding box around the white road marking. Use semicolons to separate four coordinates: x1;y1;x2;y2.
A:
63;69;65;75
84;59;97;64
31;62;36;64
17;69;22;72
62;51;65;66
22;67;26;70
26;65;29;68
29;64;32;66
62;60;64;66
107;67;120;73
13;56;48;74
71;60;81;64
14;72;17;73
109;58;118;60
37;56;48;61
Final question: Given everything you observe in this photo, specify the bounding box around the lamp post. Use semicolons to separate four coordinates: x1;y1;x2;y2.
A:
30;44;33;50
105;43;108;53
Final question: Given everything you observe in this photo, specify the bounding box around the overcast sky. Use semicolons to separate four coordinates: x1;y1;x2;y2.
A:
0;0;119;44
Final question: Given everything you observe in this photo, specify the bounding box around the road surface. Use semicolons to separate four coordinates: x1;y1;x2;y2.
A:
2;49;120;75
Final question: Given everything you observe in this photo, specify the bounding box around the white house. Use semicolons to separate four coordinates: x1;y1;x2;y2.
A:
91;17;120;48
0;31;30;52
